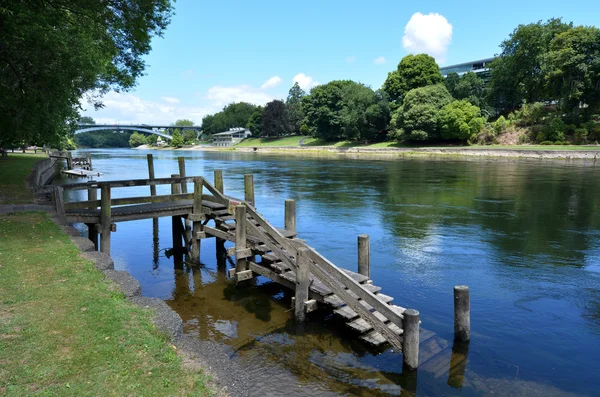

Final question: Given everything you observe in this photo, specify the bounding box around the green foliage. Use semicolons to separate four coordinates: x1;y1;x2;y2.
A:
492;116;509;134
542;117;566;141
509;102;547;126
518;133;531;144
339;85;390;141
301;80;355;140
438;100;485;140
170;130;184;147
286;82;306;133
129;132;147;147
0;0;173;148
79;116;96;125
174;119;194;127
261;100;292;137
444;73;461;98
389;84;453;141
383;54;443;104
246;106;264;136
201;102;258;136
453;72;487;107
74;131;132;148
182;130;198;144
146;134;158;145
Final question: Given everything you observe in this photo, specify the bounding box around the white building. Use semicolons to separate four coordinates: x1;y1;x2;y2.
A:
212;128;252;147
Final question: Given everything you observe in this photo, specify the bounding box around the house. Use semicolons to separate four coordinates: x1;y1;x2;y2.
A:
212;128;252;147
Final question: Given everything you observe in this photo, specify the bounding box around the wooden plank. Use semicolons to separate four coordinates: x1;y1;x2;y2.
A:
245;204;298;256
60;176;198;191
245;221;297;272
204;226;235;242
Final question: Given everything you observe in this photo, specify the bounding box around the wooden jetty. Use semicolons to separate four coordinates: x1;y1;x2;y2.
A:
50;150;93;171
54;155;424;369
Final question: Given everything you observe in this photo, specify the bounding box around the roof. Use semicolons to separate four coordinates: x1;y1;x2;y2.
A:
213;128;250;136
440;57;496;72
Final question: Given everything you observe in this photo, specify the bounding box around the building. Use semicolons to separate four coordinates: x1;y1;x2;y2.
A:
212;128;252;147
440;57;496;82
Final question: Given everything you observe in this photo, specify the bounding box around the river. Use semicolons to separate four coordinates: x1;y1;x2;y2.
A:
56;148;600;396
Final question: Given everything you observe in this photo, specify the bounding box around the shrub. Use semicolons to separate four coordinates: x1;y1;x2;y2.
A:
542;118;566;141
438;100;485;140
518;134;530;144
573;128;588;145
491;115;508;134
540;141;554;145
536;132;547;142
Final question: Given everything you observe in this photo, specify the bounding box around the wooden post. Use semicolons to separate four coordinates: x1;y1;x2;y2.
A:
147;154;156;197
171;174;183;253
358;234;370;278
214;170;223;193
402;309;420;370
100;184;111;255
244;174;254;206
86;152;93;170
454;285;471;343
87;181;98;250
66;152;73;170
178;157;187;194
235;205;247;274
284;199;296;234
295;247;310;323
53;186;65;219
190;178;203;261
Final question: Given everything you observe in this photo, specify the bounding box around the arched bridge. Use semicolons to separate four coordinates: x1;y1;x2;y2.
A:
75;124;202;141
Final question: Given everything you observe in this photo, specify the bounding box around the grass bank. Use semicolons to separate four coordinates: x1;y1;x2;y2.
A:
234;135;308;147
0;153;47;204
0;212;211;396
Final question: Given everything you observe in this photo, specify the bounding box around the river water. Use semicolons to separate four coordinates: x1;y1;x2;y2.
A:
57;148;600;396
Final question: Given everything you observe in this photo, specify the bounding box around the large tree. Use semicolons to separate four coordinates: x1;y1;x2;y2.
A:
301;80;355;140
438;100;485;140
261;100;292;137
383;54;443;104
0;0;173;148
246;106;264;136
339;84;390;142
286;82;306;133
201;102;258;136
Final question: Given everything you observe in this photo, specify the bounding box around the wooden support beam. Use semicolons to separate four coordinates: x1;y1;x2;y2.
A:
214;170;224;193
244;174;254;207
235;205;248;274
87;181;98;250
147;154;156;197
100;185;111;255
191;178;203;261
285;199;296;234
402;309;420;370
53;186;65;219
454;285;470;343
178;157;188;194
171;174;183;252
295;247;310;323
358;234;370;278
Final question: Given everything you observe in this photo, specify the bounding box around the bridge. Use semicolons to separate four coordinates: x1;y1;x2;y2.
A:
75;123;202;141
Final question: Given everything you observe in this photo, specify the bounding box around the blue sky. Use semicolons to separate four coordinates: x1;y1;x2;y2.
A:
84;0;600;125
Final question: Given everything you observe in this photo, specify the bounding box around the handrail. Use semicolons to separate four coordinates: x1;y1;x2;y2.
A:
201;178;229;206
60;176;199;191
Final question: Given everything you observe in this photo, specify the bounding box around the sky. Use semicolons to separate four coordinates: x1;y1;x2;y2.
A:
83;0;600;125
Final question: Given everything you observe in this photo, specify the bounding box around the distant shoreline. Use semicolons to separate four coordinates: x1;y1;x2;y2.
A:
133;144;600;160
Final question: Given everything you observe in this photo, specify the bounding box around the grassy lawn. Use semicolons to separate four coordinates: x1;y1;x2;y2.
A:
235;135;308;147
0;212;211;396
0;153;48;204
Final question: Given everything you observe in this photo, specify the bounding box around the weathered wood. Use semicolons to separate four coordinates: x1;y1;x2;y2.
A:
245;221;297;272
285;199;296;233
244;174;254;207
147;154;156;196
53;186;65;218
100;185;111;255
61;176;198;191
64;193;195;210
178;157;188;194
454;285;470;343
235;205;248;274
201;179;229;206
204;226;234;242
236;269;253;282
245;204;297;257
214;170;224;193
402;309;420;370
295;247;310;323
358;234;370;278
87;181;98;250
171;175;183;252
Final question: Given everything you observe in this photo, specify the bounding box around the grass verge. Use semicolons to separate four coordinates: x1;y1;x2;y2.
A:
235;135;308;147
0;153;48;204
0;212;211;396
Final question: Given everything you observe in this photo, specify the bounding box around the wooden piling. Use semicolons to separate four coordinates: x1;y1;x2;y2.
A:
53;186;65;219
295;247;310;323
214;170;224;193
284;199;296;234
147;154;156;197
100;184;111;255
191;178;203;261
244;174;254;206
357;234;370;278
235;205;248;274
178;157;187;194
86;153;93;170
402;309;420;370
454;285;470;343
171;174;183;252
87;181;98;250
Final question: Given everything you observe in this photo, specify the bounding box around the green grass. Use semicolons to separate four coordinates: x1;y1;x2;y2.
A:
0;153;47;204
235;135;308;147
0;212;211;396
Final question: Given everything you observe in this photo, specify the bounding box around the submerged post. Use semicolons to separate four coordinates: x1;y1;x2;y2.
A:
454;285;471;343
244;174;254;207
402;309;420;370
235;204;248;274
87;180;98;250
178;157;187;194
100;184;111;255
171;174;183;252
285;199;296;234
147;154;156;197
358;234;370;278
214;170;224;193
294;247;310;323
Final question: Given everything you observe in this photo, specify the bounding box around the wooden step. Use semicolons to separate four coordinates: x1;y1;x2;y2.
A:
215;215;235;221
211;209;231;216
360;324;404;347
261;253;279;263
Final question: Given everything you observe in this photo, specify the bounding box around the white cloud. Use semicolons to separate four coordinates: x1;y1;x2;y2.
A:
293;73;319;90
345;56;357;64
260;76;282;90
402;12;453;63
161;96;180;104
206;85;274;107
373;56;386;65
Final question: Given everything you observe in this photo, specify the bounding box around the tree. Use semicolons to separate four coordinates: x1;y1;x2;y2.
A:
444;73;461;97
79;116;96;125
389;84;453;141
339;84;390;142
129;132;147;147
200;102;258;135
453;72;487;107
0;0;173;148
301;80;354;140
171;119;197;144
383;54;443;104
246;106;264;136
171;130;184;147
261;100;292;137
146;134;158;145
438;100;485;140
286;82;306;133
489;18;572;109
545;26;600;119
